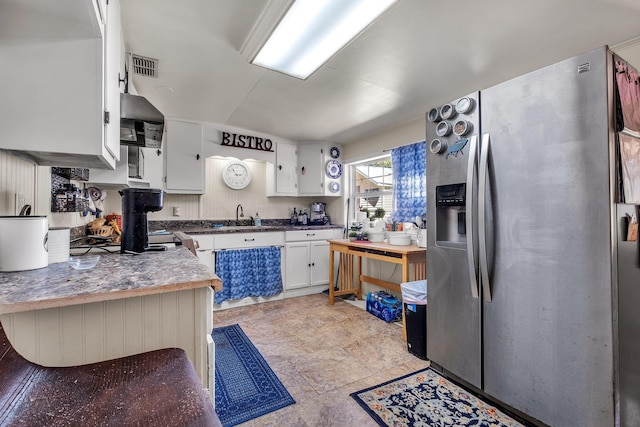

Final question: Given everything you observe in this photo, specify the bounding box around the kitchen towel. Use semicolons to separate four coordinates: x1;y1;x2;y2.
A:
619;133;640;203
214;246;282;304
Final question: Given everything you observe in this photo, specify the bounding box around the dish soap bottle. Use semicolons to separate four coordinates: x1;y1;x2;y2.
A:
255;213;261;227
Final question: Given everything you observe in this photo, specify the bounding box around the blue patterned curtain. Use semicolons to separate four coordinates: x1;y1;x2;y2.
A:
391;141;426;222
214;246;283;304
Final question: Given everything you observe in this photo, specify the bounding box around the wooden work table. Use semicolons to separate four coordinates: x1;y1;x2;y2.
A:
328;239;426;304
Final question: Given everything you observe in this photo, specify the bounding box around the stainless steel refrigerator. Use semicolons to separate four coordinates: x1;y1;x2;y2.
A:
426;46;640;427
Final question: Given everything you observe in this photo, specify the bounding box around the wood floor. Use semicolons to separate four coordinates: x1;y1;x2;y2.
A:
213;293;429;426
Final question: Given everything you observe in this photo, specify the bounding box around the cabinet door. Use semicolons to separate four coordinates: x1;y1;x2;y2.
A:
195;249;215;272
192;234;214;271
275;142;298;195
104;0;121;160
298;144;323;196
285;242;310;289
310;240;330;286
0;2;114;169
142;146;165;189
165;120;204;194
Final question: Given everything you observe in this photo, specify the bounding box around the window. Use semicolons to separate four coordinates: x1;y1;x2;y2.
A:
348;140;426;225
349;155;393;223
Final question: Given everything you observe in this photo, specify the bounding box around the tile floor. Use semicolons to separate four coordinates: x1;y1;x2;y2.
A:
213;293;430;426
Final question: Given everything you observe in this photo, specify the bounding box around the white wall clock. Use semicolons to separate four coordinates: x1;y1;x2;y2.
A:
222;160;252;189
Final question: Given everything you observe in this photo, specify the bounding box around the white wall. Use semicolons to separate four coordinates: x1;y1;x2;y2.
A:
342;118;424;163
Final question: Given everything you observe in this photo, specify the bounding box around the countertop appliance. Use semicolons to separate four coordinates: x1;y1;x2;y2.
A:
120;188;164;254
426;46;639;426
0;216;48;271
309;202;329;225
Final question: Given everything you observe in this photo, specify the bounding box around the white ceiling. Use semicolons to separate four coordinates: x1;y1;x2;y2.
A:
121;0;640;145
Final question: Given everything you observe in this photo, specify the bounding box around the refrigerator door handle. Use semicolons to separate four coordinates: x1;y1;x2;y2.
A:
479;133;492;302
466;134;479;299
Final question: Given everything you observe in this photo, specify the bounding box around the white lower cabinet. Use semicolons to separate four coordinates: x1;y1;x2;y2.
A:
189;229;341;304
192;234;214;272
284;229;335;291
285;240;330;289
285;241;311;289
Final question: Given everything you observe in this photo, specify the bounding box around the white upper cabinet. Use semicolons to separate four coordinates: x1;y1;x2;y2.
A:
165;119;205;194
298;142;343;197
266;141;298;197
0;0;120;169
298;144;324;196
104;0;122;160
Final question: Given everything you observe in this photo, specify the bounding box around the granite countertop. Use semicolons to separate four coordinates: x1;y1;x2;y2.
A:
0;246;221;315
165;224;344;235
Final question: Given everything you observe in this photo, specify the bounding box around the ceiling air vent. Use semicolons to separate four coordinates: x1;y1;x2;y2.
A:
130;54;158;78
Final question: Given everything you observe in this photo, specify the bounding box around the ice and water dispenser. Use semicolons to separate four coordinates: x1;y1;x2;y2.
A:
435;183;466;245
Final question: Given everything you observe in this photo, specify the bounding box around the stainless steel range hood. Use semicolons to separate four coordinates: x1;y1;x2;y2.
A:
120;93;164;148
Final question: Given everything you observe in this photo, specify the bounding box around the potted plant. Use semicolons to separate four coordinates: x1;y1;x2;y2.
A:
371;207;386;227
374;207;386;220
348;231;358;241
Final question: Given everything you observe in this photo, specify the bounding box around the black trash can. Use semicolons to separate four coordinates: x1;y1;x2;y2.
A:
401;280;427;360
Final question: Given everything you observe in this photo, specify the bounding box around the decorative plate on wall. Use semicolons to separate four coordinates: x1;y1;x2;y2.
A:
329;146;341;159
329;181;340;193
222;160;252;189
326;160;342;179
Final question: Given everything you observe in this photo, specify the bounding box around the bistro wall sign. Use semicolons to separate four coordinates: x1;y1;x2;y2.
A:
220;131;274;152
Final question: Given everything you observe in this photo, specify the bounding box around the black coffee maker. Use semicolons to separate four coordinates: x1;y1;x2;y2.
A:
120;188;164;253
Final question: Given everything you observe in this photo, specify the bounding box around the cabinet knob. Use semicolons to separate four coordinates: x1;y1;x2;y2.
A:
311;263;315;266
245;238;255;242
278;165;282;170
196;154;201;160
307;233;315;237
308;263;311;267
301;166;305;175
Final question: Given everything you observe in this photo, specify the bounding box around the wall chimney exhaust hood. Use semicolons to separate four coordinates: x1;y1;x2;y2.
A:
120;93;164;148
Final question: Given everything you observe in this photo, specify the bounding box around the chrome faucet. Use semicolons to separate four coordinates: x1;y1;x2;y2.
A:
236;204;244;225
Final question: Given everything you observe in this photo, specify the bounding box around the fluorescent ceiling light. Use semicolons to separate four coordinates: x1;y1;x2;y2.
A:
252;0;398;79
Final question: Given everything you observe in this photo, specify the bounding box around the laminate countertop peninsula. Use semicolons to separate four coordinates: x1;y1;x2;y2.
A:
0;246;221;315
0;246;221;398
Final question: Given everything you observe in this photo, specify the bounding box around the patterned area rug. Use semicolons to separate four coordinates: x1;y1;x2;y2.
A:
351;368;525;427
213;324;295;426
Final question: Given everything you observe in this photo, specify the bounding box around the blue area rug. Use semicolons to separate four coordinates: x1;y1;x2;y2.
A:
213;324;295;426
351;368;525;426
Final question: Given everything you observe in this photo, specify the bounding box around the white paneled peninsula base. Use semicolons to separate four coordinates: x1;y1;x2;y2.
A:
0;246;221;402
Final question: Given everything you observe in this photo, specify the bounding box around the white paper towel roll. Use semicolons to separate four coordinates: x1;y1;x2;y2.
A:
48;228;70;264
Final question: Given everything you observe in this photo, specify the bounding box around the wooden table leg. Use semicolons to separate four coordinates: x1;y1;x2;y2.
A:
329;245;335;305
402;255;410;283
401;255;410;342
356;254;362;300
